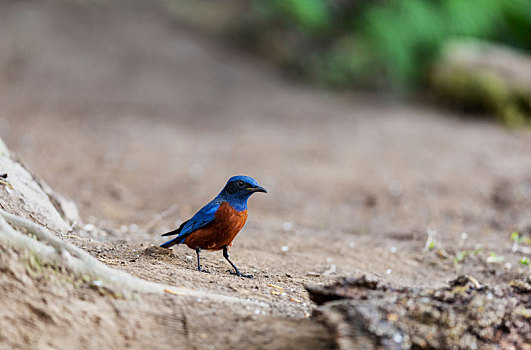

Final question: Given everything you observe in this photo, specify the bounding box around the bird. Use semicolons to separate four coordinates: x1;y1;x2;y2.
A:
160;175;267;278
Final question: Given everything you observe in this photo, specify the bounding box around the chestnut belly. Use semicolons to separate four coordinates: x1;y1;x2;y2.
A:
184;203;248;251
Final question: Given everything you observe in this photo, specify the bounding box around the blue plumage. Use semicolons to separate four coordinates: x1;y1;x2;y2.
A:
219;175;263;211
160;175;266;248
160;199;221;247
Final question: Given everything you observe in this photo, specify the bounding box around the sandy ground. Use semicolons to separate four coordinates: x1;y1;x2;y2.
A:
1;0;531;349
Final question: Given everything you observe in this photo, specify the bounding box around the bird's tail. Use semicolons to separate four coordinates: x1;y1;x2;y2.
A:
160;236;180;248
161;228;181;237
160;221;188;248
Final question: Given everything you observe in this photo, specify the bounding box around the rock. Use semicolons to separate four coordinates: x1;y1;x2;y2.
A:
308;275;531;349
142;246;174;257
430;39;531;127
0;150;76;234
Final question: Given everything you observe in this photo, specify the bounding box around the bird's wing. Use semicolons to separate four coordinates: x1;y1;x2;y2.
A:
161;199;221;245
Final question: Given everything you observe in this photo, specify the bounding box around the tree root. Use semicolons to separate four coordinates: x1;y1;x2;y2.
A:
0;208;260;306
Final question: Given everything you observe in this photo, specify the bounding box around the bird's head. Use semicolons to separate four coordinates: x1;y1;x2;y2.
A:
218;175;267;207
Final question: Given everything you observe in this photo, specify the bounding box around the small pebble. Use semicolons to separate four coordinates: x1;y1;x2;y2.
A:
185;255;193;260
349;241;355;248
281;246;289;252
282;222;292;231
386;269;392;274
390;246;397;253
393;333;403;343
92;280;103;287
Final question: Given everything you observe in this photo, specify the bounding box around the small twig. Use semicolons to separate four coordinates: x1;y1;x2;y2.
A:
468;276;482;289
0;179;13;190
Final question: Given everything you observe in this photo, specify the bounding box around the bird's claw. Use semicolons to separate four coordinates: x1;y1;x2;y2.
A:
197;267;211;274
229;270;253;278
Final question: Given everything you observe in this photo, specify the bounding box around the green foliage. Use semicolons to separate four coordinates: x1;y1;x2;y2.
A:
261;0;330;34
511;232;523;243
247;0;530;90
486;252;505;264
454;251;469;265
24;252;43;277
453;248;481;266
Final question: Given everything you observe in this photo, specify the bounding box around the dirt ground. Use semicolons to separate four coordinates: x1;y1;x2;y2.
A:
1;0;530;349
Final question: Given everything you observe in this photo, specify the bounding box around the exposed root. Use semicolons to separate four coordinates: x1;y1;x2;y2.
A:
0;209;262;306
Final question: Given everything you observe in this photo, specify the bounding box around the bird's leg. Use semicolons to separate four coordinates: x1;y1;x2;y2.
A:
223;246;253;278
195;247;210;273
196;247;201;270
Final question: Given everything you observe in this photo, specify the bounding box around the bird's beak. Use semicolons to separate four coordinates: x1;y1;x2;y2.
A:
249;186;267;193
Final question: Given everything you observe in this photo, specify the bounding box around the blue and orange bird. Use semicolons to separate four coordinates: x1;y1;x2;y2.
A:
160;175;267;278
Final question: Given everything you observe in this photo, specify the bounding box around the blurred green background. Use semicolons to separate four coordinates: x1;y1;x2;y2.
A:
222;0;530;126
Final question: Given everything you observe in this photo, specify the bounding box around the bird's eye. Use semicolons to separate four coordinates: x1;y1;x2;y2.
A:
237;180;245;188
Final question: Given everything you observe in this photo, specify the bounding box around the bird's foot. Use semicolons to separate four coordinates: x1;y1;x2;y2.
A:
197;267;211;274
229;270;253;279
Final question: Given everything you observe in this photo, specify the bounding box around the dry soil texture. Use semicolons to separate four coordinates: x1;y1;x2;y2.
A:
1;1;530;349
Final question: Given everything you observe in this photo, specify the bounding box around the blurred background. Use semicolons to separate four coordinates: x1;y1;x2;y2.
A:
1;2;531;348
233;0;531;126
0;0;530;287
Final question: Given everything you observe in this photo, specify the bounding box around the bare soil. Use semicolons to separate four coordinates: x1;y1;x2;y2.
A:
0;0;530;349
